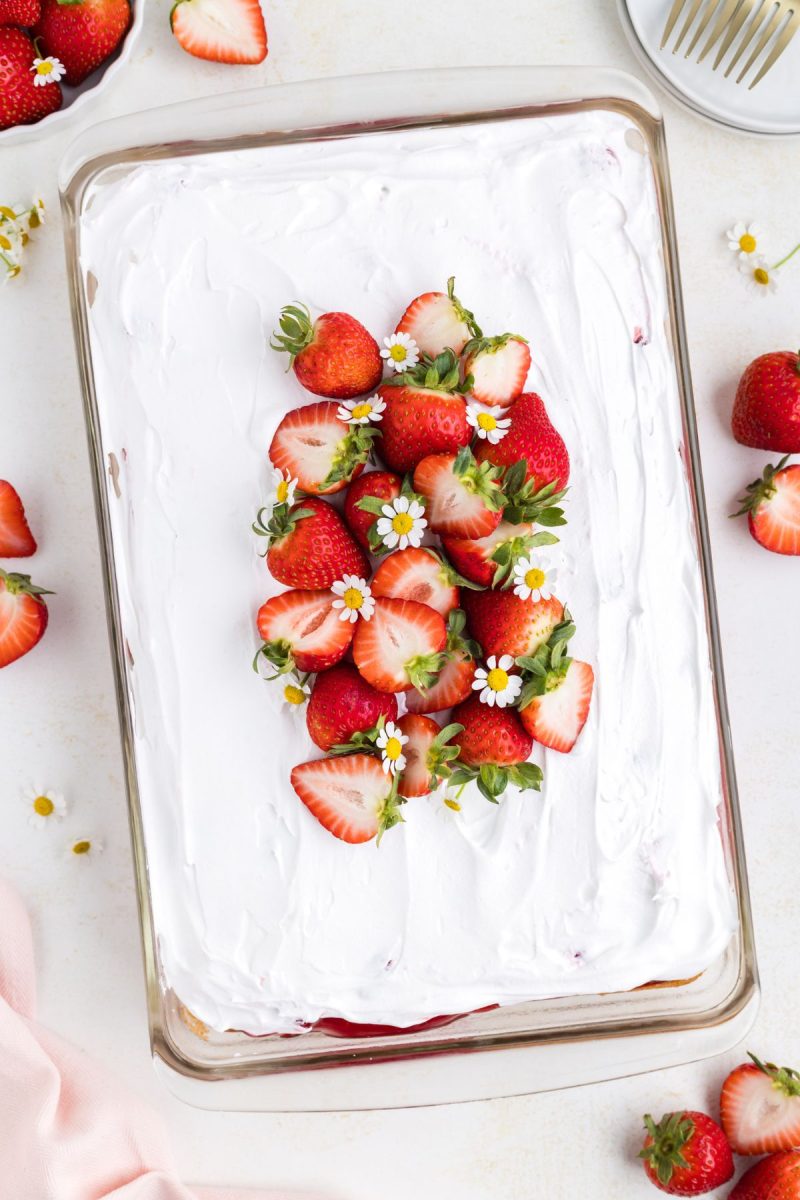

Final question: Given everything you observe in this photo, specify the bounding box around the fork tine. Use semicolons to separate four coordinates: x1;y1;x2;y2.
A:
698;0;742;59
724;0;773;75
748;4;800;84
735;0;785;79
713;0;759;65
661;0;690;47
686;0;725;55
674;0;705;50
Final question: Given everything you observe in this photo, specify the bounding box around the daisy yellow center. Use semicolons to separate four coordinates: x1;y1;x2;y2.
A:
385;736;403;761
754;267;770;286
392;512;413;535
33;795;54;816
477;412;497;432
389;344;407;362
444;797;462;812
524;567;546;591
739;233;757;253
343;587;364;610
72;840;91;855
0;234;12;251
36;61;54;75
351;402;373;419
486;667;509;692
276;480;290;503
283;684;306;705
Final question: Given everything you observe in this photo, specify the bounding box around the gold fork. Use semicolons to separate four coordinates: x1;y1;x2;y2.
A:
660;0;800;88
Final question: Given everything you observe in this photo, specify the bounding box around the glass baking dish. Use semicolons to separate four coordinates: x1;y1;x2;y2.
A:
60;66;758;1111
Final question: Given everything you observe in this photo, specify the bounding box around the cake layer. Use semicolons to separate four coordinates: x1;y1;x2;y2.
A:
80;109;738;1034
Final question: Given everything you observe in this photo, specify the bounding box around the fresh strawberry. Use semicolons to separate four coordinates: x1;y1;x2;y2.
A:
344;470;401;553
405;608;480;714
395;277;481;359
254;497;368;589
352;596;447;693
170;0;267;64
413;448;504;539
0;28;62;131
732;351;800;452
371;547;461;617
0;0;40;25
0;481;37;557
463;334;531;408
443;521;543;587
732;457;800;556
730;1152;800;1199
306;664;398;752
271;304;382;400
519;659;593;753
640;1111;734;1196
290;753;402;844
396;714;463;799
474;392;570;493
462;588;564;660
268;400;376;496
0;569;52;669
33;0;131;86
721;1054;800;1156
448;694;539;803
378;349;470;473
255;588;354;676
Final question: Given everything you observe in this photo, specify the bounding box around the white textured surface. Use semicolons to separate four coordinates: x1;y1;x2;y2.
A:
1;0;799;1195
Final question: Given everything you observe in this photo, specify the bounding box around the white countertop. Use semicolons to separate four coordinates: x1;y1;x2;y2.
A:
2;1;799;1196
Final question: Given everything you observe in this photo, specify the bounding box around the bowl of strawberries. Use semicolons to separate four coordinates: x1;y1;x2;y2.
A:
0;0;143;141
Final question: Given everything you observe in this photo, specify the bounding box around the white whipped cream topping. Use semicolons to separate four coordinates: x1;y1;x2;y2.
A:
79;110;737;1034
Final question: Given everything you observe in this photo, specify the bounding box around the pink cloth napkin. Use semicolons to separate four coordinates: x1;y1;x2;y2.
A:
0;879;323;1200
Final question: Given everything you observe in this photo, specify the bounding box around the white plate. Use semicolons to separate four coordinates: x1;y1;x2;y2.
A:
618;0;800;136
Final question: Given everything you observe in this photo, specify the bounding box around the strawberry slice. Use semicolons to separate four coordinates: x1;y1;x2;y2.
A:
352;596;447;693
463;335;531;409
395;277;481;358
519;659;594;753
733;457;800;555
269;400;377;495
442;520;540;587
721;1055;800;1156
0;481;37;557
462;588;563;660
255;589;354;676
397;714;463;799
0;569;51;669
344;470;401;553
290;753;402;844
170;0;267;64
405;608;480;714
371;547;460;617
413;447;504;539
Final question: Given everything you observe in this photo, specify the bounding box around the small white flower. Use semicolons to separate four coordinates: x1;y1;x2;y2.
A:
69;837;103;860
512;557;558;602
270;466;297;509
375;494;427;550
331;574;375;623
380;332;420;374
376;720;409;776
336;394;386;425
25;198;46;231
739;255;778;296
280;679;310;708
466;403;511;444
21;786;67;829
30;56;66;87
472;655;523;708
726;221;761;258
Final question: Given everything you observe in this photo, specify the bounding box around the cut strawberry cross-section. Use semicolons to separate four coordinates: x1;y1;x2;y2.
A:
290;754;403;844
413;447;505;539
268;400;378;495
463;334;531;409
353;596;447;693
170;0;267;65
0;568;52;669
405;608;481;714
371;546;465;617
732;456;800;556
396;714;464;799
395;276;482;359
255;589;354;677
0;480;37;557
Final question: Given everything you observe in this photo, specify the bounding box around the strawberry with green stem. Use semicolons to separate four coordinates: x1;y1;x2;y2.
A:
255;588;355;677
405;607;482;715
413;446;505;539
732;456;800;556
371;546;479;617
253;496;368;590
640;1111;734;1195
396;715;464;799
463;333;531;409
271;304;382;400
378;349;471;474
269;400;379;495
306;664;398;753
352;475;427;557
291;753;403;845
721;1053;800;1156
474;391;570;493
353;596;447;693
516;611;594;754
395;276;481;359
447;694;540;804
344;470;401;553
33;0;131;87
0;568;53;669
462;587;564;661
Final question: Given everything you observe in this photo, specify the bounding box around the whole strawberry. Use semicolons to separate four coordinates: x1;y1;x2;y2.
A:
639;1111;734;1196
344;469;401;553
474;391;570;493
378;349;471;473
732;351;800;452
271;303;383;400
732;457;800;556
462;587;564;660
0;0;40;25
0;27;62;131
306;664;398;752
33;0;131;86
730;1151;800;1199
254;497;368;590
448;694;540;803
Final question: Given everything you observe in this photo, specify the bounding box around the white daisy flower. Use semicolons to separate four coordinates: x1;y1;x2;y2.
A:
376;720;409;776
512;557;558;602
280;679;310;708
21;786;67;829
726;221;761;258
270;466;297;509
337;394;386;425
466;403;511;444
375;494;427;550
331;575;375;623
69;837;103;860
380;332;420;374
739;255;778;296
25;198;46;231
30;56;66;86
472;655;523;708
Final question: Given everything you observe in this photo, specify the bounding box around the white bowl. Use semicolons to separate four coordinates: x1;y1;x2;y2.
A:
0;0;143;146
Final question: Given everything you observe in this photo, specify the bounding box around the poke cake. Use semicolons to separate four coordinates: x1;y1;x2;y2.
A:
77;106;738;1037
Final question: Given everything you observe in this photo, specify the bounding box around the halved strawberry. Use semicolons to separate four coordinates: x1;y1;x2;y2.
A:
290;754;402;844
0;569;51;669
371;547;460;617
405;608;480;714
0;481;37;557
413;447;504;539
269;400;376;495
395;277;481;358
442;520;538;587
462;586;563;659
721;1054;800;1156
170;0;267;64
255;589;354;676
733;457;800;556
306;664;398;752
463;335;531;409
352;596;447;693
448;694;540;803
271;305;381;399
254;496;368;590
397;714;463;799
378;349;470;474
519;659;593;754
344;470;401;553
